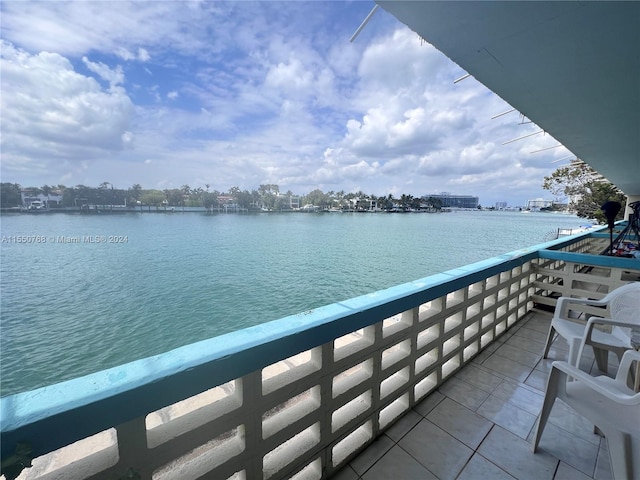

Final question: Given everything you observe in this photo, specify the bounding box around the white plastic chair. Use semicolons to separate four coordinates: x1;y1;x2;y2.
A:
531;349;640;479
542;282;640;371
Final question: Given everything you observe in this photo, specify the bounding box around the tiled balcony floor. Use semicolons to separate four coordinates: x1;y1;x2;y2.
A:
332;311;617;480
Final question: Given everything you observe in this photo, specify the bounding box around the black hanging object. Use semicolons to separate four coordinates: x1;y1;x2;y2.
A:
601;201;621;255
601;201;621;229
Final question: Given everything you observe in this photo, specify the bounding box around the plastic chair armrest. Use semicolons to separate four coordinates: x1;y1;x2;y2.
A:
557;295;606;308
554;296;606;321
583;316;635;343
576;317;633;372
550;360;639;405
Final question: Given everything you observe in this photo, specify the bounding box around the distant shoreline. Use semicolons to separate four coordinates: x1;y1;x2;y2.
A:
0;206;456;215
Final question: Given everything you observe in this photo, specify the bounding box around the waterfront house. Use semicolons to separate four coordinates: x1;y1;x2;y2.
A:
277;194;301;211
19;190;63;209
1;2;639;479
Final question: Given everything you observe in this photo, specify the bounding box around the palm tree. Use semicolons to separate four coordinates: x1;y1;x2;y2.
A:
40;185;52;208
130;184;142;199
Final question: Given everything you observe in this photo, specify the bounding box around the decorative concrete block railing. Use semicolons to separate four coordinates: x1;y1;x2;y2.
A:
531;241;640;320
2;226;638;480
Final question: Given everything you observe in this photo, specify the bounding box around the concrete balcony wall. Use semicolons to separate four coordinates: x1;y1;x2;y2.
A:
2;227;639;480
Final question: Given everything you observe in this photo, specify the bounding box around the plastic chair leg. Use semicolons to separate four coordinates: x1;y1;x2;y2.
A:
542;326;556;359
567;338;584;376
604;430;634;480
593;347;609;372
531;368;562;452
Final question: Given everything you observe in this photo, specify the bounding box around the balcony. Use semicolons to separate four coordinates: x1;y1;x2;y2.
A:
331;309;617;480
1;224;639;480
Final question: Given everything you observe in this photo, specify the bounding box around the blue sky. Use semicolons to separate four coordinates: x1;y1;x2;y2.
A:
0;1;572;206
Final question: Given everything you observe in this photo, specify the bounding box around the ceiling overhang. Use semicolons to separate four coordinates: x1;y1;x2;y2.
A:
377;1;640;196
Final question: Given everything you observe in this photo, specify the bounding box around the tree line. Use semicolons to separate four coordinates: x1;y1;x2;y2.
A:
0;182;444;212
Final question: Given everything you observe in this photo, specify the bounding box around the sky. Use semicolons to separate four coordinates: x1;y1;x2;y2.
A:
0;1;575;207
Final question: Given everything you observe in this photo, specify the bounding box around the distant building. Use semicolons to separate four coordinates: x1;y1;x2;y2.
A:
20;189;63;208
277;193;300;210
425;193;479;209
217;195;239;211
495;201;507;210
526;198;554;211
351;197;378;211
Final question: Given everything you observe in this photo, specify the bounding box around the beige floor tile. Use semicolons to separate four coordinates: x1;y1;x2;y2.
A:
532;421;598;476
457;454;516;480
534;357;557;374
438;377;490;410
502;334;547;355
349;434;394;476
555;461;593;480
594;446;613;480
384;409;421;442
491;379;544;415
545;399;601;447
330;465;359;480
520;317;552;335
495;343;541;368
399;419;473;479
524;368;548;392
478;426;558;480
454;363;504;393
426;397;492;449
477;394;537;439
482;353;533;383
361;445;437;480
471;348;495;365
512;325;549;344
414;390;445;417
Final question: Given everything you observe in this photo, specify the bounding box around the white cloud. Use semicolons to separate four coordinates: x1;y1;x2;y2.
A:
325;26;565;202
82;57;124;86
121;131;134;146
265;57;312;90
0;2;179;57
1;42;134;174
137;48;151;62
0;3;567;205
115;47;136;61
115;47;151;62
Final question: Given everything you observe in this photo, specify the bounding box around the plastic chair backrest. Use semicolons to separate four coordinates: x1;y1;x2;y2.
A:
609;283;640;323
609;283;640;342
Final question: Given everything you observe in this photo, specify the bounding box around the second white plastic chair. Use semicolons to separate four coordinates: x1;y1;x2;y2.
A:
532;349;640;479
542;282;640;371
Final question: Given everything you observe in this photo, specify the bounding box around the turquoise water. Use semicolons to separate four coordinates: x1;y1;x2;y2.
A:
0;210;587;396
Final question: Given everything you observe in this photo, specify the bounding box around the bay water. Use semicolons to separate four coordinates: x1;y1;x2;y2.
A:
0;210;588;396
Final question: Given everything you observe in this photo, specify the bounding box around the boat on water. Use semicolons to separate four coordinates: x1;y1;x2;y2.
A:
24;200;47;212
300;204;321;212
544;224;599;240
557;224;597;236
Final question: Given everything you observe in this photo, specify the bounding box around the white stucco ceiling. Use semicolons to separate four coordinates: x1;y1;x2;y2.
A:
377;1;640;196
